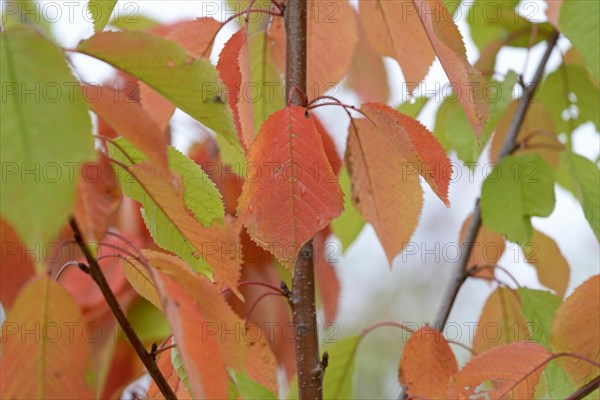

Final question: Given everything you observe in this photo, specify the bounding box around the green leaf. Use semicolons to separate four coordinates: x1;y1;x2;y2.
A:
1;0;53;39
544;360;575;399
538;64;600;134
248;31;285;135
109;138;225;276
395;96;430;119
0;24;94;250
559;0;600;82
518;288;561;348
123;298;170;344
433;71;517;164
109;14;159;31
76;31;241;149
481;153;556;246
331;168;365;251
561;152;600;240
323;336;360;400
171;343;193;397
88;0;118;32
229;370;277;400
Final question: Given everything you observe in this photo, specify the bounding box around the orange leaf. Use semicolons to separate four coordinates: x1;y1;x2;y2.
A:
411;0;490;136
86;85;169;168
0;277;94;399
524;230;570;297
0;218;35;308
346;8;390;103
459;213;506;280
162;17;222;59
218;27;255;151
74;151;122;243
550;275;600;386
152;268;229;399
139;83;175;133
132;162;243;292
270;0;358;98
347;103;451;262
473;287;530;354
448;342;549;399
314;228;340;324
313;115;342;175
359;0;434;94
237;105;344;267
399;326;458;399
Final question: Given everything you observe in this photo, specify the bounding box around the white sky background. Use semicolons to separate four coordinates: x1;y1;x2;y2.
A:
2;0;599;398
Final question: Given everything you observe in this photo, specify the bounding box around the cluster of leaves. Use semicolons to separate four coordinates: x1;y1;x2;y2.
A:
1;0;598;399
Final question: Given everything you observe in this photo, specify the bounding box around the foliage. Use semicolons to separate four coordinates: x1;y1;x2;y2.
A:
1;0;598;399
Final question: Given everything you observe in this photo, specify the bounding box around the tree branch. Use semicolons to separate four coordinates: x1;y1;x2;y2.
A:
565;375;600;400
68;217;176;400
433;30;560;329
284;1;323;398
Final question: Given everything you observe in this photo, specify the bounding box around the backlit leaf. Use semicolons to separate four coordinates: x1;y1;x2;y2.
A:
459;213;505;280
518;287;561;348
237;105;344;267
76;30;240;149
346;103;451;262
399;327;458;399
323;336;360;400
0;277;94;399
1;24;94;249
331;168;366;251
481;153;556;246
550;275;600;386
448;342;549;399
359;0;435;94
0;218;35;309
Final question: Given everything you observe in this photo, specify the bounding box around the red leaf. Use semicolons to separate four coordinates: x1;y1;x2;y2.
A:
314;116;342;175
74;151;122;243
161;17;222;59
314;228;340;324
86;85;169;168
269;0;358;98
237;105;344;267
152;269;229;399
147;349;192;399
412;0;490;136
399;326;458;399
359;0;434;94
217;27;255;151
0;218;35;308
448;342;549;399
0;277;95;399
347;103;451;262
551;275;600;385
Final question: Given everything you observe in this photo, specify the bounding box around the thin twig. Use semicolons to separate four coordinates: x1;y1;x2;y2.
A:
565;375;600;400
69;217;176;400
433;30;560;330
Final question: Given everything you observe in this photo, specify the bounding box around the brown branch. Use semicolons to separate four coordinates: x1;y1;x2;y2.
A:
284;0;323;399
433;30;560;330
69;217;176;400
565;375;600;400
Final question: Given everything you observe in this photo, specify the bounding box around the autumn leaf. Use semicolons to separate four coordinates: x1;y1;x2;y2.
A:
159;17;222;59
523;229;570;297
76;30;241;149
73;151;122;243
346;8;389;103
473;287;530;354
399;326;458;399
0;218;35;309
550;275;600;386
85;85;169;168
88;0;117;32
314;228;341;324
346;103;451;262
217;27;255;151
460;213;506;280
448;342;550;399
237;105;344;267
269;0;358;99
147;349;193;399
152;269;229;399
1;24;94;249
412;0;490;136
0;277;94;399
359;0;434;94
